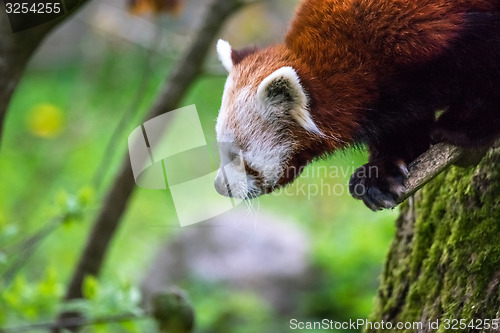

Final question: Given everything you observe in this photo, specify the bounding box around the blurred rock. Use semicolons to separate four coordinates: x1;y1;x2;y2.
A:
141;209;314;315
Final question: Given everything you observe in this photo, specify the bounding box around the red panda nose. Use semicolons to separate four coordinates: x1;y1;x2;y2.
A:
214;175;233;197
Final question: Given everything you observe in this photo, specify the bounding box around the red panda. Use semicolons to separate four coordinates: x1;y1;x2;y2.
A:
214;0;500;211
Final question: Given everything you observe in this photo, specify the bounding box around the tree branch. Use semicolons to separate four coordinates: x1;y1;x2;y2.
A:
398;142;492;204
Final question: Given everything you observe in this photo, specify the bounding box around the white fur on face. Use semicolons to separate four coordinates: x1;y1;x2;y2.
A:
216;74;291;198
214;49;321;198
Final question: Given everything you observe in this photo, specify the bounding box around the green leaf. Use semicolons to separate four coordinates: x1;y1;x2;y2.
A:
77;186;95;206
82;275;99;300
121;320;138;332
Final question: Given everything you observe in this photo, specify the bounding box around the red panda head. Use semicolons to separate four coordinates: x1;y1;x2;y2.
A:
214;40;325;199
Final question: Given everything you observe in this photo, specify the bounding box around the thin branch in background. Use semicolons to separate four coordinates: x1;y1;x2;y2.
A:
1;289;195;333
91;18;163;190
53;0;249;331
0;313;149;333
0;217;62;287
0;8;165;280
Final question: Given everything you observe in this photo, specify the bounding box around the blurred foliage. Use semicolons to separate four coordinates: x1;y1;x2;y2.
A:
0;1;398;332
189;281;277;333
1;268;62;322
65;276;143;318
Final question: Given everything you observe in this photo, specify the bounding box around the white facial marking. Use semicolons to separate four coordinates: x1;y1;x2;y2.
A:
217;80;289;196
217;39;233;72
216;150;249;198
216;75;291;197
215;48;321;198
216;74;233;137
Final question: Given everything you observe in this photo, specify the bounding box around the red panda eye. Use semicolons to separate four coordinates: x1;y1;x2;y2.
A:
229;152;242;167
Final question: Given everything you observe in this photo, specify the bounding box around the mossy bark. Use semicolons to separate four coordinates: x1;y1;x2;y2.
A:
368;144;500;332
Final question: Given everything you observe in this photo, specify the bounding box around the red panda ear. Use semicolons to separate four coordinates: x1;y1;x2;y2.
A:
217;40;258;72
217;40;233;72
257;67;322;135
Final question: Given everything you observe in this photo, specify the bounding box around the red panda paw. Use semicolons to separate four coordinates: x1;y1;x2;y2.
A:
348;158;409;211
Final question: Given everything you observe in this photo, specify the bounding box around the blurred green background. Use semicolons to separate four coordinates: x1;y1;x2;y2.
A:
0;0;398;332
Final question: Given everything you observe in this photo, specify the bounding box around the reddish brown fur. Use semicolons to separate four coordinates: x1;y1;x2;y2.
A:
230;0;500;160
223;0;500;206
285;0;499;148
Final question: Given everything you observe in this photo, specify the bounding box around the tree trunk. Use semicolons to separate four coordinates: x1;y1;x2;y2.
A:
368;142;500;332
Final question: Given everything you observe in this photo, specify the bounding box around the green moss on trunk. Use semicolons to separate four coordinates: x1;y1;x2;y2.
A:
368;145;500;332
